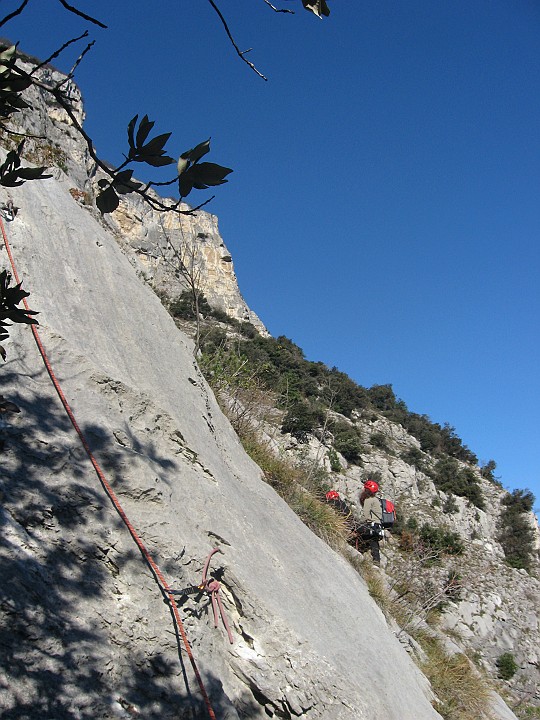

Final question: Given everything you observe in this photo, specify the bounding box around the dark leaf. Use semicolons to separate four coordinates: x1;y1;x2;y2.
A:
96;185;119;213
179;172;194;197
3;307;38;324
1;93;31;111
113;169;142;194
140;132;171;156
127;114;138;151
126;115;173;166
180;138;211;164
189;162;233;188
135;114;154;148
0;270;39;357
0;45;17;64
0;149;20;172
302;0;330;18
16;166;52;181
142;154;175;168
0;164;51;187
0;76;31;93
0;172;24;187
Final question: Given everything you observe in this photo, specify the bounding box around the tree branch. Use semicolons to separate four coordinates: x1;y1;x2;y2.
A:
263;0;294;15
262;0;295;13
56;0;107;29
0;0;31;28
206;0;268;81
63;39;95;85
0;125;47;141
29;31;91;77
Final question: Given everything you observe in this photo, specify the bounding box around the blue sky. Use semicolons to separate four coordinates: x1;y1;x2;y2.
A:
5;1;540;504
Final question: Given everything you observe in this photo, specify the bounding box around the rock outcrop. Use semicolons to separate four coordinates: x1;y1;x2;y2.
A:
1;57;441;720
277;413;540;712
1;50;535;720
1;151;441;720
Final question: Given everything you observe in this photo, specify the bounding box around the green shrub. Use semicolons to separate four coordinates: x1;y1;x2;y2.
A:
496;652;518;680
170;290;212;319
239;321;257;338
503;488;535;513
208;306;231;324
368;384;398;411
370;432;389;451
497;489;536;572
200;327;227;354
198;327;481;469
406;517;419;531
327;447;341;472
419;524;464;556
281;400;324;442
480;459;499;484
332;423;364;464
431;458;484;510
401;446;428;472
443;493;459;514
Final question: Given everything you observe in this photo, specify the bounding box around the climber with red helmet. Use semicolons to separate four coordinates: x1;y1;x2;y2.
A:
324;490;356;538
356;479;383;565
364;480;379;494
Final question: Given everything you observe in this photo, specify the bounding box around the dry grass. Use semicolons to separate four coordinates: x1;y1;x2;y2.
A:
227;411;502;720
240;431;351;547
345;551;391;614
419;635;492;720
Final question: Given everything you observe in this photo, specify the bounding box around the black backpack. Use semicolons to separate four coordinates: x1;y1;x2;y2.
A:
379;498;396;529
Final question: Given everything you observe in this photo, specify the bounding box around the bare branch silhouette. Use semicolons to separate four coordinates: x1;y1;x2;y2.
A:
206;0;268;81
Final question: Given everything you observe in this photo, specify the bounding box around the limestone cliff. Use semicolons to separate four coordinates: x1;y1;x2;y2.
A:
105;198;267;334
0;52;266;335
275;410;540;713
0;56;441;720
0;53;534;720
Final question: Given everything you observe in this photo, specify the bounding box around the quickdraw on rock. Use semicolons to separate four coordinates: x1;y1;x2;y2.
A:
170;548;234;644
0;201;17;221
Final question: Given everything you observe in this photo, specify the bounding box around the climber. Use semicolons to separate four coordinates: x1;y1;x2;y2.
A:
356;479;383;565
325;490;357;534
325;489;349;516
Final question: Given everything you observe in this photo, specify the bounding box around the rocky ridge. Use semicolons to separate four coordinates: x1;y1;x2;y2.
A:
1;56;441;720
271;410;540;712
0;53;537;720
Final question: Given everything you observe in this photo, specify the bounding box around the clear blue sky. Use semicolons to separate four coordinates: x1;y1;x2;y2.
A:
5;1;540;504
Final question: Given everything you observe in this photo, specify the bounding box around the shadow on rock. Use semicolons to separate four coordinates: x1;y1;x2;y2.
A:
0;380;263;719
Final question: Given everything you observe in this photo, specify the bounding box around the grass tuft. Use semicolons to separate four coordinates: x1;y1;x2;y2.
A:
419;635;492;720
240;431;351;547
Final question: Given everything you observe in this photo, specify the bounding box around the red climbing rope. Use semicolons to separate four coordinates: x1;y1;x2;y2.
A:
0;216;220;720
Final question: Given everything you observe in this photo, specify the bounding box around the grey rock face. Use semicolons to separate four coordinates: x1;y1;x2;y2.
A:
0;90;442;719
0;51;529;720
105;195;267;334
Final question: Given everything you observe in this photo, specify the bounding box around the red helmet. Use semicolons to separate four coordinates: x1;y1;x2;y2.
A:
364;480;379;494
326;490;340;501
